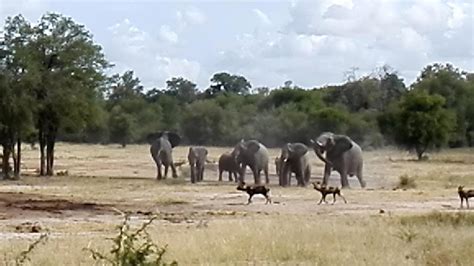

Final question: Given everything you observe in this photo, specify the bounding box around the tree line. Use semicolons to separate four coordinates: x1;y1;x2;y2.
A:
1;13;474;178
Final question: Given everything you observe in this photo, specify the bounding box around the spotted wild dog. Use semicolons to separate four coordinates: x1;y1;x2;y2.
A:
312;182;347;205
458;185;474;209
237;182;272;205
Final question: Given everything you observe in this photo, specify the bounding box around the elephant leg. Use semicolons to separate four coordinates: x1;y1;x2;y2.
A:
356;166;366;188
282;163;290;187
228;171;232;182
254;168;262;185
156;163;162;180
200;166;205;182
332;193;336;204
264;165;269;184
305;166;311;184
152;154;162;180
322;164;332;186
190;165;195;183
164;164;169;179
218;169;223;181
233;172;238;182
339;170;350;188
239;166;246;184
170;163;178;178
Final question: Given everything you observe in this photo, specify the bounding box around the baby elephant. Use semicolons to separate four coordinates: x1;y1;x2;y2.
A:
236;182;272;205
312;182;347;205
458;185;474;209
218;152;240;182
188;147;208;183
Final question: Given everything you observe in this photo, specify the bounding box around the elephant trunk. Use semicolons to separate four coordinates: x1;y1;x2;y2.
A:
315;144;332;166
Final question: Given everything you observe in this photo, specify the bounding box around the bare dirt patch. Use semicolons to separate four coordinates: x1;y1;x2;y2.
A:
0;192;114;219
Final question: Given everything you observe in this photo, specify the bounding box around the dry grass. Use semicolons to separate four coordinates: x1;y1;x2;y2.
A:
1;143;474;265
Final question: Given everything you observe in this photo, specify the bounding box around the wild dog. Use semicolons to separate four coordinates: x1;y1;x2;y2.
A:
458;185;474;209
237;182;272;204
312;182;347;205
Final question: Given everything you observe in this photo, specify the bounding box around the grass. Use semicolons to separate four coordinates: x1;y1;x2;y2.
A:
400;211;474;227
1;143;474;264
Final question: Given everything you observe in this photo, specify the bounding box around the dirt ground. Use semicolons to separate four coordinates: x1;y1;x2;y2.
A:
0;143;473;264
0;144;472;224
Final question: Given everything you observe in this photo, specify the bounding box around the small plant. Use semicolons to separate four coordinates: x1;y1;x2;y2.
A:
85;212;177;266
394;226;418;243
397;174;417;189
15;233;49;265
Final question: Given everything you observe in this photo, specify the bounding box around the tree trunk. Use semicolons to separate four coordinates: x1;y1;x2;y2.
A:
46;127;57;176
415;145;426;161
2;146;12;179
39;126;46;176
14;138;21;178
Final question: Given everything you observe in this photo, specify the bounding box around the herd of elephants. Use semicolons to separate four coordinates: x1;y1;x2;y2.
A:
148;131;366;188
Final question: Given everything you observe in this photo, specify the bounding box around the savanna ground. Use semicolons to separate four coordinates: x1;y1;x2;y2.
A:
1;143;474;265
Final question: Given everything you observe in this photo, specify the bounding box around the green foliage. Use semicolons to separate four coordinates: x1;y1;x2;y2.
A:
108;106;136;147
85;214;177;266
165;77;197;104
207;72;251;96
391;90;455;160
397;174;417;189
181;100;225;145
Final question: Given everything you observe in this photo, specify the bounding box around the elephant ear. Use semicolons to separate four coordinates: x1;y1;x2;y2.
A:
164;131;181;148
332;136;353;157
146;132;162;144
246;140;261;154
289;143;308;157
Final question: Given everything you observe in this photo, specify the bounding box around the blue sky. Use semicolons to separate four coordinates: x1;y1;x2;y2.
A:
1;0;473;90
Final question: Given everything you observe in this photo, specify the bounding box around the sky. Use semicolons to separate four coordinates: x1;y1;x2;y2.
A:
0;0;473;90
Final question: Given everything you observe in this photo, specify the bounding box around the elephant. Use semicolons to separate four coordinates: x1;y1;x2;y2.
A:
278;143;311;187
275;156;281;177
232;139;269;185
148;131;181;180
310;132;366;188
188;146;208;183
218;152;240;182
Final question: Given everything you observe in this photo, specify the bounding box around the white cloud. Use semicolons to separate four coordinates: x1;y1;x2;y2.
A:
105;19;201;88
0;0;47;22
253;9;272;26
176;6;206;28
215;0;473;87
159;25;178;44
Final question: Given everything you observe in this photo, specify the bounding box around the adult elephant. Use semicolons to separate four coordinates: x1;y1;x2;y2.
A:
310;132;366;188
232;139;269;185
278;143;311;187
188;146;208;183
148;131;181;180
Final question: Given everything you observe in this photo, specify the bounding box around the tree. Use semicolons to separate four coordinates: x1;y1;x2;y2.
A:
207;72;251;96
108;106;136;147
181;100;225;145
412;63;470;147
8;13;109;175
165;77;197;104
392;90;455;160
0;15;37;178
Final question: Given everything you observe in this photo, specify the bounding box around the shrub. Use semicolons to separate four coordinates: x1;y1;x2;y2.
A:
85;213;177;266
397;174;417;189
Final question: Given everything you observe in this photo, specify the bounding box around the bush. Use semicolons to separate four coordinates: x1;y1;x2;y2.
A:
397;174;417;189
85;213;177;266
